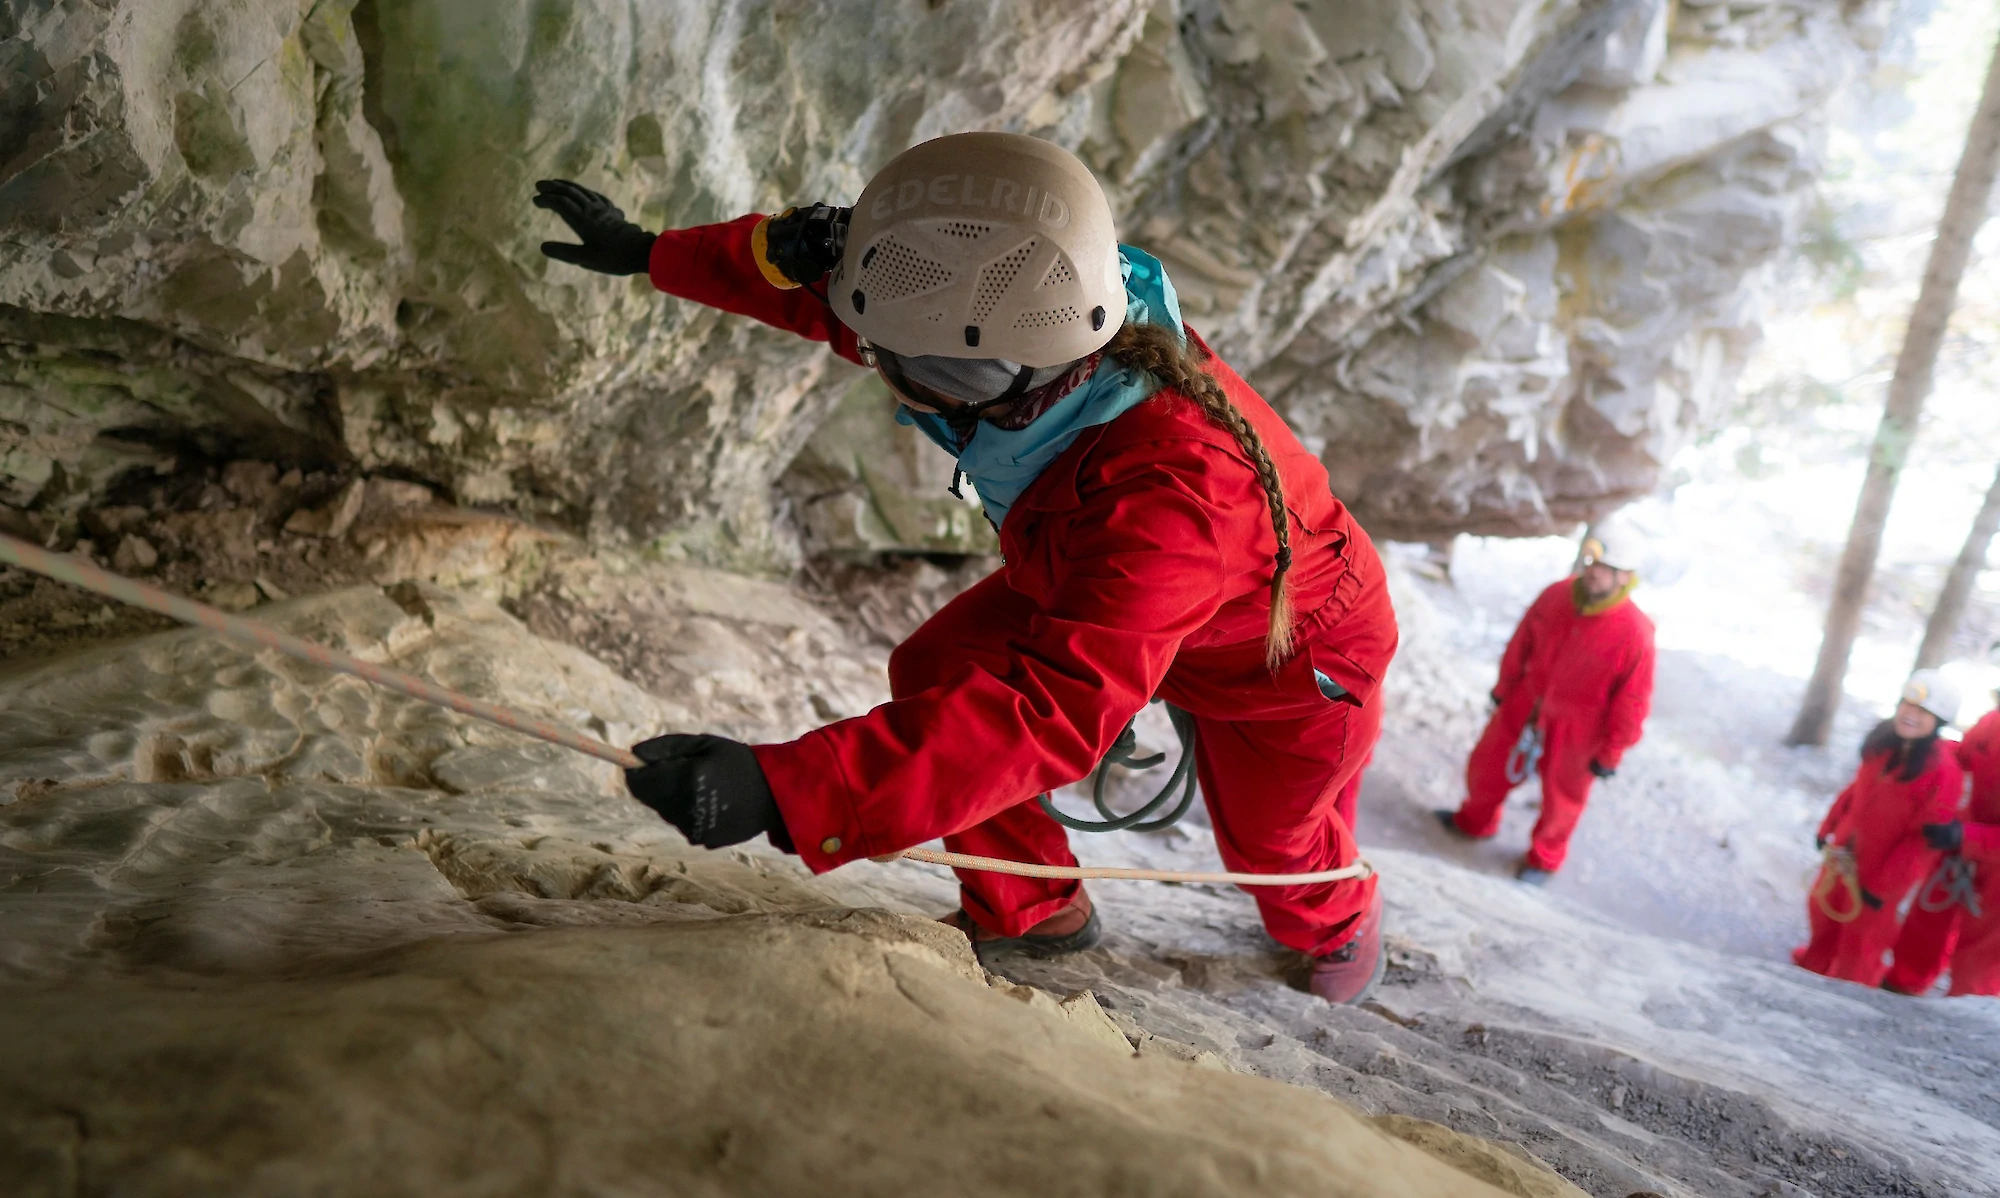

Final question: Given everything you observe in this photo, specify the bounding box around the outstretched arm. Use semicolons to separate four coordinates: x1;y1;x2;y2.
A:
533;180;866;366
647;215;867;366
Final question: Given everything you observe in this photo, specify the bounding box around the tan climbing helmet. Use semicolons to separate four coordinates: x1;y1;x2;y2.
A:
829;132;1125;368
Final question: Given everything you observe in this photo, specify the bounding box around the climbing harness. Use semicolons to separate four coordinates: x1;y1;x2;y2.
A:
0;531;1371;889
1917;856;1983;918
1038;703;1198;834
1504;720;1543;786
1811;844;1866;924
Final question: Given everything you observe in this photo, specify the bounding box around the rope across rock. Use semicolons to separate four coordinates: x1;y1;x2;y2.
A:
0;531;1372;889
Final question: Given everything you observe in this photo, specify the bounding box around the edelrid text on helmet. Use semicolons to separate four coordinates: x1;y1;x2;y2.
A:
866;173;1075;230
832;132;1126;368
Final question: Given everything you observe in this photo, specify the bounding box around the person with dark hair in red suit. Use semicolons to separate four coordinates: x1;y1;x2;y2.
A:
1436;523;1655;884
1885;678;2000;997
1796;672;1964;987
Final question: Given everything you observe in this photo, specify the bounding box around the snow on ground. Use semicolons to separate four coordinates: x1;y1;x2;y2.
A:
1358;417;2000;962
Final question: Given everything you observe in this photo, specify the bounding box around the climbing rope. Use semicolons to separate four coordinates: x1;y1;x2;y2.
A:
1917;856;1983;918
0;531;1371;889
1811;845;1865;924
1038;703;1200;834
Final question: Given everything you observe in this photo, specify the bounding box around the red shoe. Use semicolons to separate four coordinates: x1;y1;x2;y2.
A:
1309;885;1385;1005
941;888;1102;960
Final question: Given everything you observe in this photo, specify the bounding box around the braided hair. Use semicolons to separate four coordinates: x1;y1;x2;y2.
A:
1105;322;1295;671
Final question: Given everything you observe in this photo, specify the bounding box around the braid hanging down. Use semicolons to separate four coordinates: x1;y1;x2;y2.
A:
1105;322;1295;671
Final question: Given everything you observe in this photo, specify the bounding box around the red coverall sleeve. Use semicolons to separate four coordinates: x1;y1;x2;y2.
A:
1595;622;1655;769
751;448;1232;872
1493;594;1544;702
646;215;867;366
1955;723;2000;859
1962;820;2000;862
1818;780;1858;844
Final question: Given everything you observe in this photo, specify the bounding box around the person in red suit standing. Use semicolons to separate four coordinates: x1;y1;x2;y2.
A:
1885;664;1999;996
1436;522;1656;883
531;133;1400;1004
1795;671;1964;987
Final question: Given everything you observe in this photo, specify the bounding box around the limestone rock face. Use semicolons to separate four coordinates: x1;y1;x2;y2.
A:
1;0;1865;554
0;584;1548;1197
0;0;1146;565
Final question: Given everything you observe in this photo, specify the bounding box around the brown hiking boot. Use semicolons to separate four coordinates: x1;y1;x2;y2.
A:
1308;885;1385;1005
940;888;1102;960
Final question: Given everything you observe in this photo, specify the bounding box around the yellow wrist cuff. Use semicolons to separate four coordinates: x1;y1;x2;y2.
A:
750;214;801;290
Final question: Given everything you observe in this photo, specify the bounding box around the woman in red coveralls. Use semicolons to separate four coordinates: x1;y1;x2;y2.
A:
532;134;1399;1003
1885;670;2000;996
1794;671;1964;987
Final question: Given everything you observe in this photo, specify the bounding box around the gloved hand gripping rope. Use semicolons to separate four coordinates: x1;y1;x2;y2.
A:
0;531;1371;889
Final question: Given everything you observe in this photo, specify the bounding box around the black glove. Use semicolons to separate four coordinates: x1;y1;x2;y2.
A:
534;179;657;275
1589;759;1615;779
1923;821;1964;852
624;734;792;851
760;203;850;286
1861;887;1884;911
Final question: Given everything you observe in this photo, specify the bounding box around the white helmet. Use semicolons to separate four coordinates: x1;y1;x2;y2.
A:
1581;510;1649;573
1902;669;1962;726
1580;502;1687;584
829;133;1125;368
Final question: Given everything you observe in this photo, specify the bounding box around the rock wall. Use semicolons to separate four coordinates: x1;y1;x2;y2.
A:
0;0;1868;560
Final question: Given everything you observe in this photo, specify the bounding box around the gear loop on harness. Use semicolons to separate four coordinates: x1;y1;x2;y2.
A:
1812;845;1866;924
1917;855;1983;918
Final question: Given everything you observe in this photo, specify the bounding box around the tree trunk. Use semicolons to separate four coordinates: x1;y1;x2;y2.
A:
1787;33;2000;746
1914;463;2000;670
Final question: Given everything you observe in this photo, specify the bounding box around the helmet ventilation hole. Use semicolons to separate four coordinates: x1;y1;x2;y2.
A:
852;290;865;314
937;221;996;240
1041;256;1075;287
964;325;981;348
1012;306;1080;330
1090;305;1106;331
971;240;1038;322
858;235;954;302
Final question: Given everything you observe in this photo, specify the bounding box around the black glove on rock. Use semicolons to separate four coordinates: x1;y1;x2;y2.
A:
759;203;851;286
1589;759;1615;779
624;734;793;851
534;179;658;275
1923;820;1964;852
